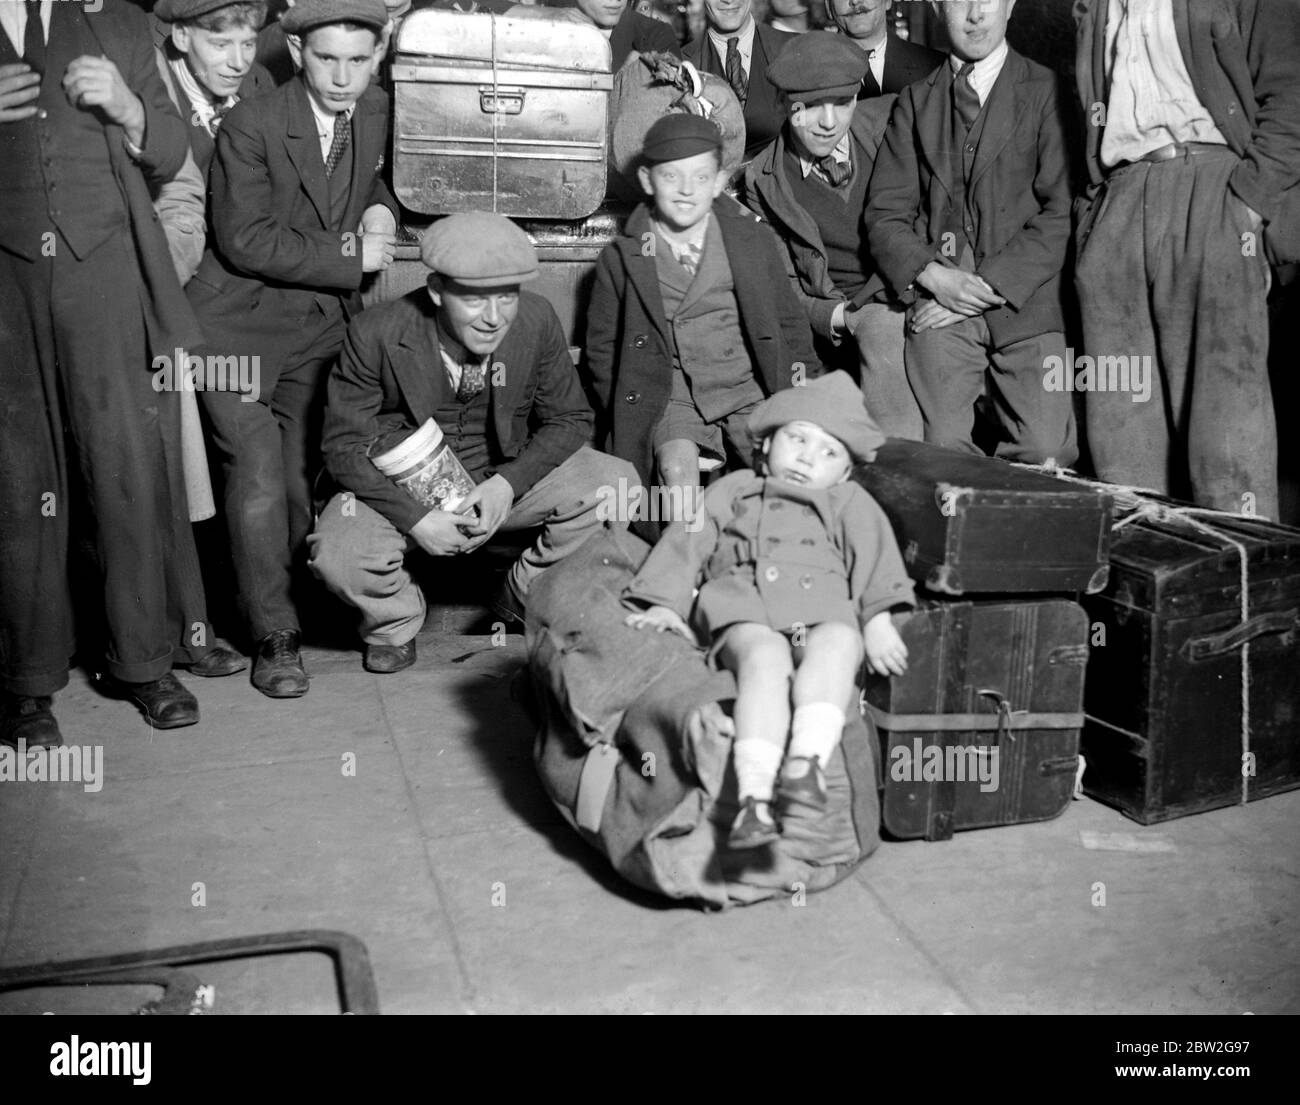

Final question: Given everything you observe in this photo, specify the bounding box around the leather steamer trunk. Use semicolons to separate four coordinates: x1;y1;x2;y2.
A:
391;11;611;218
854;440;1113;596
1081;507;1300;823
865;598;1089;841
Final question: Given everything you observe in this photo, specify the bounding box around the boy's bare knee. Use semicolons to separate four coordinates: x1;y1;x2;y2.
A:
807;621;865;662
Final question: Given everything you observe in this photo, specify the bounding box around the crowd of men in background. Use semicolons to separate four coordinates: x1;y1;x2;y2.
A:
2;0;1296;748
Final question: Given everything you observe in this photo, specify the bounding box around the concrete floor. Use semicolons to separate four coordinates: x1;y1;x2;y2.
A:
2;608;1298;1016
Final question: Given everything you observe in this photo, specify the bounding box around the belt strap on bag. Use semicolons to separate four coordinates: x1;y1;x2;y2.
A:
863;704;1085;733
575;741;620;833
1015;462;1257;804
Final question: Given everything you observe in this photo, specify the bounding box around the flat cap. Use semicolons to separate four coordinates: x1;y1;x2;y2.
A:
767;31;869;102
420;212;539;287
154;0;266;23
279;0;389;35
748;371;886;465
641;112;723;166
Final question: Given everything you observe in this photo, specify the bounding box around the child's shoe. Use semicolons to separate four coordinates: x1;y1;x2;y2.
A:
778;755;828;810
729;797;780;849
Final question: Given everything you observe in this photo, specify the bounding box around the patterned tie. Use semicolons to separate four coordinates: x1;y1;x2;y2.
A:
324;110;351;178
953;61;980;132
675;240;703;278
817;155;852;188
725;36;747;105
456;361;487;403
23;4;45;78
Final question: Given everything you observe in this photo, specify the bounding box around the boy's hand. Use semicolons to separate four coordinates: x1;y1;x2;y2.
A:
360;229;396;273
917;262;1004;316
63;56;145;142
625;605;695;643
864;612;908;677
455;475;514;551
0;64;41;123
410;510;472;557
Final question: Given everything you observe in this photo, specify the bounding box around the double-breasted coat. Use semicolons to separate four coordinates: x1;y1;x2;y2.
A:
624;470;914;643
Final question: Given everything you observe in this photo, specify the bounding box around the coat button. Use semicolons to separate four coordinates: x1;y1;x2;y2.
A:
801;537;815;546
768;536;781;545
625;391;640;404
633;335;647;348
764;566;780;582
768;500;783;511
800;575;814;589
37;108;47;119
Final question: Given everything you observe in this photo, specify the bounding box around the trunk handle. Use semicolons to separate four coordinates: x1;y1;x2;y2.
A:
1181;609;1299;661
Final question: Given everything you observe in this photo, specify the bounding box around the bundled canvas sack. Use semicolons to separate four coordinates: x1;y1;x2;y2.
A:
527;525;881;909
607;51;746;201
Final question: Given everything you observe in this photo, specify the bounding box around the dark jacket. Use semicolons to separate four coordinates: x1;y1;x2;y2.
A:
187;76;398;352
865;47;1073;345
1073;0;1300;265
743;95;896;342
69;0;203;355
323;288;594;534
683;22;794;161
610;5;682;72
584;197;820;492
867;31;945;97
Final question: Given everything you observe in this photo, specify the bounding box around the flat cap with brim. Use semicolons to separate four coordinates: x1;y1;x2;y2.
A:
748;370;886;465
279;0;389;35
641;112;724;166
154;0;266;23
420;212;539;287
767;30;869;102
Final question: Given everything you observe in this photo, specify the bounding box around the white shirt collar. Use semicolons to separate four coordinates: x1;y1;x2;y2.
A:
949;39;1009;107
797;132;852;178
708;15;755;68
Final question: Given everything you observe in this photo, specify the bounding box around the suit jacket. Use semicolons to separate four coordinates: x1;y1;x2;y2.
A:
876;32;945;95
584;196;820;496
187;76;399;355
65;0;203;355
610;6;681;72
1074;0;1300;265
683;22;794;161
865;47;1073;345
743;95;896;341
323;288;593;534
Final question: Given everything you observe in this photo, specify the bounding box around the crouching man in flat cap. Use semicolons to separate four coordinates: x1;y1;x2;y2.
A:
744;31;921;439
308;213;638;674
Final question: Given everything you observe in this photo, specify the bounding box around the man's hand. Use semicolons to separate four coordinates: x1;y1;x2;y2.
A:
409;509;473;557
456;474;514;551
359;203;397;236
864;611;908;677
63;56;145;145
625;605;696;643
916;262;1005;316
0;63;40;123
360;230;396;272
907;300;968;333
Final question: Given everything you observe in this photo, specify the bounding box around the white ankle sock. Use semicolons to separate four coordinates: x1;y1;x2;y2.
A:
786;703;846;769
733;738;784;802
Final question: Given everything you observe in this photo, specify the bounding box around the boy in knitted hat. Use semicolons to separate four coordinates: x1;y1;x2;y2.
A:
623;371;914;848
586;111;820;539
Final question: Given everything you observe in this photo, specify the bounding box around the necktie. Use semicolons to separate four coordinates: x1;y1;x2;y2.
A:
23;4;45;78
210;101;235;133
675;240;703;278
725;36;747;105
817;155;852;188
325;111;351;178
861;48;881;98
953;61;980;132
456;361;487;403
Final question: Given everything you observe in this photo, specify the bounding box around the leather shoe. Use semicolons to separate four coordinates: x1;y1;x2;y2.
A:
115;673;200;729
1;694;63;748
363;639;417;674
252;629;309;698
179;645;247;678
489;580;526;627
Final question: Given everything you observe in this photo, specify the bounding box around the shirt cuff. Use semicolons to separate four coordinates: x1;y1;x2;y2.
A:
123;134;145;161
